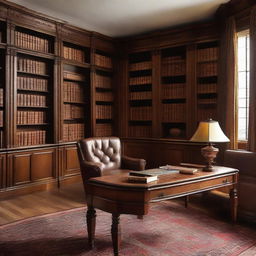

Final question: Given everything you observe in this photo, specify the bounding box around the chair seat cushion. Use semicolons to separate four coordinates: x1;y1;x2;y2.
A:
102;169;131;176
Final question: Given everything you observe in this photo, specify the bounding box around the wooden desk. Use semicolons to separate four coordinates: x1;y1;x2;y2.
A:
85;166;238;256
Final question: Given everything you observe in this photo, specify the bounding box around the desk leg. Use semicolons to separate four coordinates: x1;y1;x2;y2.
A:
111;214;121;256
230;188;238;223
86;206;96;249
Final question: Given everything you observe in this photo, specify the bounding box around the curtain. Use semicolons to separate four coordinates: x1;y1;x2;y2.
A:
219;16;238;149
248;6;256;152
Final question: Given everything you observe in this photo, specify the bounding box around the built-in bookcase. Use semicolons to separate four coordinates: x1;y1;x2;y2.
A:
196;41;219;122
0;50;5;147
15;26;54;54
128;51;153;137
16;53;54;146
62;41;90;142
63;41;90;64
93;49;114;136
62;64;90;142
161;46;187;139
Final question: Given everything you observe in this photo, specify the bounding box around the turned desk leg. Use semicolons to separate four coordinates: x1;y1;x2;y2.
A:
111;214;121;256
230;188;238;223
86;206;96;249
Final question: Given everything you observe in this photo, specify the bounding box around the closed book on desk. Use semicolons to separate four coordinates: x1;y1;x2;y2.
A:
128;175;158;183
129;168;177;177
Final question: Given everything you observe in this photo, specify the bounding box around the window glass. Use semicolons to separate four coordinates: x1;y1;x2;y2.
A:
237;31;249;142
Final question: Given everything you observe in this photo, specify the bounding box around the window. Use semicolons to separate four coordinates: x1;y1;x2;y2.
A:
237;30;250;146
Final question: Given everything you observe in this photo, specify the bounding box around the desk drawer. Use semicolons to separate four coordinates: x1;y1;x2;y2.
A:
150;175;234;201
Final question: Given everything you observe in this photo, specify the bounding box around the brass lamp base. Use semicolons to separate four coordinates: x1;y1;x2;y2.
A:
201;144;219;172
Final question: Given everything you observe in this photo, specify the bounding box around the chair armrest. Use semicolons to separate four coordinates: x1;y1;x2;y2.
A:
80;160;104;181
121;155;146;171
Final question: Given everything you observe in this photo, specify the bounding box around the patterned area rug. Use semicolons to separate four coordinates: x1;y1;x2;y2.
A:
0;200;256;256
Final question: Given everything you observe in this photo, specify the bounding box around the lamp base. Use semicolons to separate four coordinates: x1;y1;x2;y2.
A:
201;144;219;172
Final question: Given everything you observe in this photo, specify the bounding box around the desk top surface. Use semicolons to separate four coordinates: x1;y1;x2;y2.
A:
87;166;238;189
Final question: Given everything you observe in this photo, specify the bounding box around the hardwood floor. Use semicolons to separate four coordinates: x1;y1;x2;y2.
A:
0;182;86;225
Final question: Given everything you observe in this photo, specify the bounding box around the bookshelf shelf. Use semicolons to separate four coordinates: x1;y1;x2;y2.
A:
196;40;219;122
63;41;90;64
16;52;54;147
160;46;187;139
92;49;115;137
62;62;89;142
128;50;153;138
15;26;54;54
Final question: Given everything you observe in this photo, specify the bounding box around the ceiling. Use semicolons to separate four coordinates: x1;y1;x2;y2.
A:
9;0;230;37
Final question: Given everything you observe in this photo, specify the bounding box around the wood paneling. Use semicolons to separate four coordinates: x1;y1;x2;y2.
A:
63;146;80;177
31;150;55;180
8;147;57;187
0;153;6;189
13;153;30;185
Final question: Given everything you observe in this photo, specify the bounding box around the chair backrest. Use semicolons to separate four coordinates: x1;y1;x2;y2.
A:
224;150;256;177
78;137;121;170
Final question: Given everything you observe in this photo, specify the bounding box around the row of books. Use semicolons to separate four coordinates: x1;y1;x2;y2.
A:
95;123;113;136
162;56;184;64
96;105;113;119
94;74;112;89
0;110;3;126
197;83;217;94
197;47;219;62
161;63;186;76
162;84;186;99
129;76;152;85
197;107;217;121
130;106;152;121
130;91;152;100
17;93;47;107
95;91;114;102
197;62;217;77
17;111;46;125
129;61;151;71
16;129;46;146
129;125;152;137
162;103;186;122
95;54;112;69
63;123;85;142
63;46;85;63
197;98;217;104
0;88;3;106
17;57;48;76
15;31;50;53
64;104;84;119
63;71;86;82
63;81;84;103
17;76;48;92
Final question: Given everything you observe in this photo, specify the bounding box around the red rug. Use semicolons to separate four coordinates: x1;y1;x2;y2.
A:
0;200;256;256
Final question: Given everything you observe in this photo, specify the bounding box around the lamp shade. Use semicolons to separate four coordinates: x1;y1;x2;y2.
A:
190;119;230;143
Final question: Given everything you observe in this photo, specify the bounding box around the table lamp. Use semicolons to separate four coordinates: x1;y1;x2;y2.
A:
190;119;230;171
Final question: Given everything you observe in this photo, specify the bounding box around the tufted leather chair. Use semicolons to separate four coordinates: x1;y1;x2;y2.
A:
77;137;146;184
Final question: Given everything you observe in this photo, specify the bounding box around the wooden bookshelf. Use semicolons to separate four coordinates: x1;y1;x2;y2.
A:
196;41;219;122
92;48;114;137
62;64;90;142
16;54;53;146
161;46;187;139
128;51;153;138
63;41;90;64
15;26;54;54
